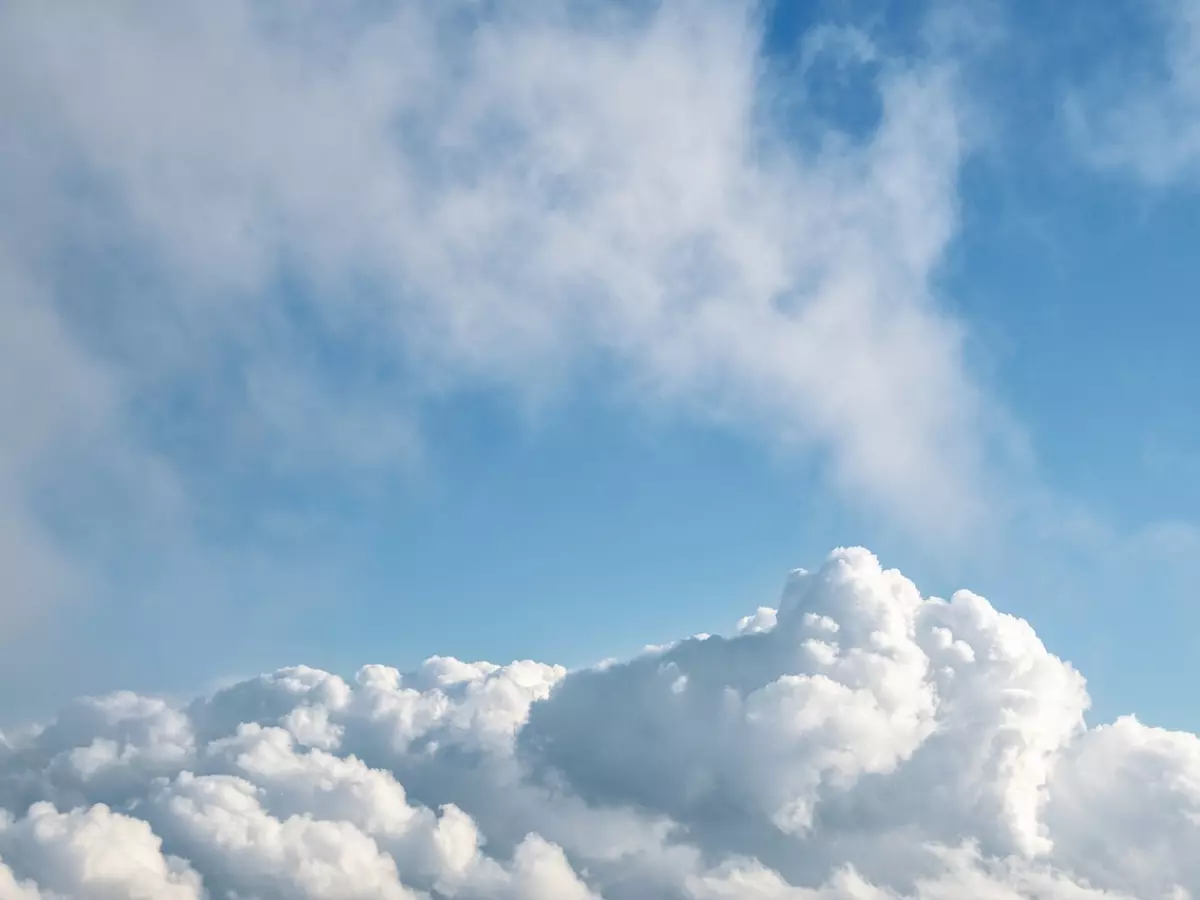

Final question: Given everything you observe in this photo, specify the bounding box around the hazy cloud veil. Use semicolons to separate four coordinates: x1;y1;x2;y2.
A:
0;0;986;636
3;1;1197;898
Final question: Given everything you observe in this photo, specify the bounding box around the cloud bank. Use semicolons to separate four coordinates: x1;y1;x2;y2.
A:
1;549;1196;899
0;0;991;635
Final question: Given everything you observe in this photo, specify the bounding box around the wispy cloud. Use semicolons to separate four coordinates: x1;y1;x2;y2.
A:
0;0;995;634
1;549;1196;898
1068;0;1200;184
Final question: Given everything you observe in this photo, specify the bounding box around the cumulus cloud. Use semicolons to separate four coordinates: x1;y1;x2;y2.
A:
0;548;1196;899
0;0;995;634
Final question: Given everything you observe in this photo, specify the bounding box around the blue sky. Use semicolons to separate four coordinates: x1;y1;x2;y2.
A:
2;0;1200;737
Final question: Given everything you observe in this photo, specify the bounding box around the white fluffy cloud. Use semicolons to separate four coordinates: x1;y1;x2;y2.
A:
0;0;990;635
1;548;1196;899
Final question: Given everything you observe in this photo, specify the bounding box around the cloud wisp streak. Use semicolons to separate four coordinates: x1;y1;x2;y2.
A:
0;0;995;635
1069;0;1200;184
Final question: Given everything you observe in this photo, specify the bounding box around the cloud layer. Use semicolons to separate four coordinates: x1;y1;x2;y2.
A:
1;548;1196;899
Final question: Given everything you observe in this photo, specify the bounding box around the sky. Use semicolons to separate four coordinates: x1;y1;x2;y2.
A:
2;0;1200;894
2;0;1200;723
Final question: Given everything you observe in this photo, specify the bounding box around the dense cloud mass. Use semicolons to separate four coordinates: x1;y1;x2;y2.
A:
1;549;1196;899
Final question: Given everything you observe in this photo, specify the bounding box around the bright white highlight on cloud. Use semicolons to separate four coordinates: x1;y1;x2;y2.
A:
1;549;1196;899
0;0;990;631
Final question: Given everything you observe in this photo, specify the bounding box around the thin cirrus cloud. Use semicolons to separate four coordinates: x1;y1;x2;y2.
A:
1069;0;1200;184
1;549;1196;898
0;0;994;633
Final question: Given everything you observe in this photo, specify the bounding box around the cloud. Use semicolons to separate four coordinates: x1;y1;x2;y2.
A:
0;802;204;900
0;548;1196;899
0;0;995;634
1068;0;1200;184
